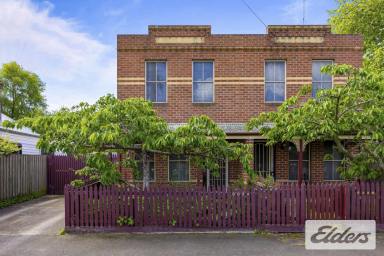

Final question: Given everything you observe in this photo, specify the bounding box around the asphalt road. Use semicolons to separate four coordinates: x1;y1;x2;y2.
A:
0;195;383;256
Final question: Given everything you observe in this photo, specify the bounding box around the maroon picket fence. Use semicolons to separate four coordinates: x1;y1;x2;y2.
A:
64;181;384;232
47;155;85;194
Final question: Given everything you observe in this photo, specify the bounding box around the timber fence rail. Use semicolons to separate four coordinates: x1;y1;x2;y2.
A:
64;181;384;232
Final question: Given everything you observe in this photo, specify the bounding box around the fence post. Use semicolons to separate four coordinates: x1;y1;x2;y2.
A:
300;183;305;225
64;184;70;228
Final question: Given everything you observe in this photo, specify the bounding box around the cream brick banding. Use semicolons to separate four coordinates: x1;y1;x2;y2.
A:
117;82;145;86
273;36;324;44
215;81;264;85
118;77;144;81
155;37;205;44
215;77;264;81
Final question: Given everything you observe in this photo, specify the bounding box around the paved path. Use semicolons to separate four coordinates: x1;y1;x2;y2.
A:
0;196;383;256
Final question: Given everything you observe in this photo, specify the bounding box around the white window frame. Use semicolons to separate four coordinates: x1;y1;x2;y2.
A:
168;155;191;182
145;61;168;103
264;60;286;103
312;60;334;97
192;60;215;103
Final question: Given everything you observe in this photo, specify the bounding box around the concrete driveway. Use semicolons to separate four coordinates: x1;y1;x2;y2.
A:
0;195;383;256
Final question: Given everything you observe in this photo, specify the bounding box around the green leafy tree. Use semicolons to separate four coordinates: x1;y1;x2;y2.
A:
247;1;384;180
0;62;47;120
4;95;251;188
0;136;19;156
329;0;384;71
247;65;384;180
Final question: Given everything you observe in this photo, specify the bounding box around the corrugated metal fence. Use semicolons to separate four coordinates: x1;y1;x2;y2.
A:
0;155;47;200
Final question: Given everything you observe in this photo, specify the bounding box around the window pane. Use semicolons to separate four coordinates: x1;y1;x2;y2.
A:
288;143;297;160
146;62;156;81
289;161;298;180
275;62;285;82
313;61;332;82
203;62;213;81
322;73;332;82
156;62;166;81
333;162;341;180
265;62;274;81
312;82;321;97
324;141;342;160
156;82;166;102
312;61;322;81
146;82;156;101
324;161;333;180
321;82;332;90
265;82;274;102
193;82;213;102
193;62;204;81
274;82;285;102
169;158;189;181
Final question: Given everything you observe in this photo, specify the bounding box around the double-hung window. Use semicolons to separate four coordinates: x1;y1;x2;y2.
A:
193;61;214;103
145;61;167;102
169;154;189;181
323;141;343;180
134;152;155;181
312;60;333;97
265;61;285;103
288;143;310;181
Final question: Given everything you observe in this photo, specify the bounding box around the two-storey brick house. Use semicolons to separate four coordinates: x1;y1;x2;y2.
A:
117;25;363;188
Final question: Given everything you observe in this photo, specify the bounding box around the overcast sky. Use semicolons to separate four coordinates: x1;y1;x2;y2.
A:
0;0;337;110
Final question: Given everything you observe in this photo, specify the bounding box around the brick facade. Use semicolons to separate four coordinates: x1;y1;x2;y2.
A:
117;25;363;186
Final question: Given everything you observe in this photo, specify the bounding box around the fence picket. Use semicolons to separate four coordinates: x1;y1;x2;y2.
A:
63;182;384;232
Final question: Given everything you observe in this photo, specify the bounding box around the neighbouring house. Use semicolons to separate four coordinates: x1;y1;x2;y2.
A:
0;113;41;155
117;25;363;187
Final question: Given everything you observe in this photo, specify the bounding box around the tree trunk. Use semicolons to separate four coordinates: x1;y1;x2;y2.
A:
142;151;150;190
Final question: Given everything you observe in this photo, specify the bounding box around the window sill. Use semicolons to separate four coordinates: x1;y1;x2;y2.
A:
264;101;284;105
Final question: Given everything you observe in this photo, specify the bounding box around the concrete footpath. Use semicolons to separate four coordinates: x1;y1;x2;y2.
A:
0;195;383;256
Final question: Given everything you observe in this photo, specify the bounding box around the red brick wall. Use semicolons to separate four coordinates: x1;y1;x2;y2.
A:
117;25;363;123
117;25;363;185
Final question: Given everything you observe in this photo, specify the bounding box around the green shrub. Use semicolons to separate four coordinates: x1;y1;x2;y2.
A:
116;216;134;226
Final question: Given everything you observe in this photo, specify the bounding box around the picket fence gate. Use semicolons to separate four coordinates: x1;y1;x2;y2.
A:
64;181;384;232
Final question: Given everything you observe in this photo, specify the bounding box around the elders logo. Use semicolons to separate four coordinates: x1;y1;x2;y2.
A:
305;220;376;250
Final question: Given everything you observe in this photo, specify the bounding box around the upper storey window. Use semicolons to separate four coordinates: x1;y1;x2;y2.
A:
312;60;333;97
193;61;214;103
265;61;285;103
145;61;167;103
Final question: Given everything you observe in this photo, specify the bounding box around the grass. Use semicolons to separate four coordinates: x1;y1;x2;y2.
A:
0;190;46;209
